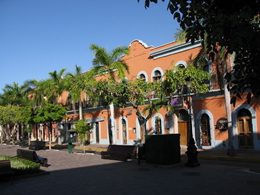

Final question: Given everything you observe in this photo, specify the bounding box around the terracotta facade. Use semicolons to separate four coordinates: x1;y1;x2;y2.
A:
33;40;260;150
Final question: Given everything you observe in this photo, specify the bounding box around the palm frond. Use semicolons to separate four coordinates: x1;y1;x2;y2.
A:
90;44;110;67
111;47;129;61
174;29;187;43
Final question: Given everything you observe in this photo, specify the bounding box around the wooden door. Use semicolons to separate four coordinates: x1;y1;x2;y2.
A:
178;121;188;145
237;117;253;148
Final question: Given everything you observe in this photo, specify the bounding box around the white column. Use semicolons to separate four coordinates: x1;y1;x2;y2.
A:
109;102;116;144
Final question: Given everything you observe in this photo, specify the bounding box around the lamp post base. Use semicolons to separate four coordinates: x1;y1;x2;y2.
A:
185;138;200;167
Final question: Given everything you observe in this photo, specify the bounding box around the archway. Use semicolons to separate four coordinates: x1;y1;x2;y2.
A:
200;114;211;146
237;109;253;148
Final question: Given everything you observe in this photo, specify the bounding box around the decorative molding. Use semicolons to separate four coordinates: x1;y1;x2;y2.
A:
150;41;201;59
151;67;164;82
129;39;149;48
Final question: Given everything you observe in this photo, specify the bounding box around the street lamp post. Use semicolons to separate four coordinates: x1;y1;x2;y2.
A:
185;80;200;167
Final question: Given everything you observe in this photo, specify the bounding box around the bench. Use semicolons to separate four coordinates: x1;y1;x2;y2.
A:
101;145;137;162
0;160;13;180
17;149;48;167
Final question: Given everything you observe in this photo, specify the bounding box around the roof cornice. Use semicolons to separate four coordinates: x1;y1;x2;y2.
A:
150;40;201;59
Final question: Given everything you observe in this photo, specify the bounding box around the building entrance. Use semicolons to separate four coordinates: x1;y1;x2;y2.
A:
237;109;253;148
178;109;190;146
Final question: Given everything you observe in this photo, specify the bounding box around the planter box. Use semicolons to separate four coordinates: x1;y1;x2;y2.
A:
145;134;180;165
29;141;46;150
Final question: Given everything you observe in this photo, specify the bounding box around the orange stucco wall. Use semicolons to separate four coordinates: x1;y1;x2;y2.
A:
62;39;260;149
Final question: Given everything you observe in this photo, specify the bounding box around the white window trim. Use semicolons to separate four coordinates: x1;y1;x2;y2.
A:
195;110;216;149
175;61;187;68
137;71;148;82
152;113;165;134
151;67;164;82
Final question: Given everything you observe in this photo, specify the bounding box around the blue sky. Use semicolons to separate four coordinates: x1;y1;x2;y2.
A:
0;0;179;92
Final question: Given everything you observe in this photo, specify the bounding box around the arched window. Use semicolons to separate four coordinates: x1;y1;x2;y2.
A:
200;114;211;146
139;73;146;81
137;71;148;82
178;64;186;69
153;70;162;82
175;61;187;69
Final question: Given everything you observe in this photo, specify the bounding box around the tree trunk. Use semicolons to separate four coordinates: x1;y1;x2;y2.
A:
0;125;3;144
1;125;10;142
216;50;235;155
225;53;236;155
72;100;77;114
137;115;147;143
224;81;235;155
48;123;52;150
109;102;115;144
28;132;31;146
79;101;83;120
16;124;20;142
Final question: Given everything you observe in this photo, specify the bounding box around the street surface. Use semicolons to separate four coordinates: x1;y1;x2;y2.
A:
1;145;260;195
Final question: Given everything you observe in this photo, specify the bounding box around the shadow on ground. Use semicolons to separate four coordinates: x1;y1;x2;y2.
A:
1;147;260;195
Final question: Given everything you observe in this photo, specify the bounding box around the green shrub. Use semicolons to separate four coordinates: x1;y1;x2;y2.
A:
0;155;40;175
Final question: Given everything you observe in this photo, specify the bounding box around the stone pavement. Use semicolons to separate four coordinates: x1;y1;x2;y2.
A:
1;144;260;195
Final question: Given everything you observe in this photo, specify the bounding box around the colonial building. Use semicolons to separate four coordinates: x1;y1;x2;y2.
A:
32;39;260;150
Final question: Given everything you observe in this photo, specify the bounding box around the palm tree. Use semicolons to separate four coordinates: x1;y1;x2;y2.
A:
0;82;29;106
90;44;129;144
65;65;95;120
48;68;66;104
90;44;129;80
174;29;187;44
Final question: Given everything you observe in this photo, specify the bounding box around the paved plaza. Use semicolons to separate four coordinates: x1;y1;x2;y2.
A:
1;145;260;195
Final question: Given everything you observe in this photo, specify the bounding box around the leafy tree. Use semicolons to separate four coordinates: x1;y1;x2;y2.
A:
139;0;260;98
163;65;210;97
107;65;210;142
0;105;32;143
0;81;38;143
100;79;164;142
75;120;91;145
33;103;66;150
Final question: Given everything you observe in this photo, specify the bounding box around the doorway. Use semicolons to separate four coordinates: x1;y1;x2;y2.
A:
237;109;253;148
200;114;211;146
178;109;190;145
